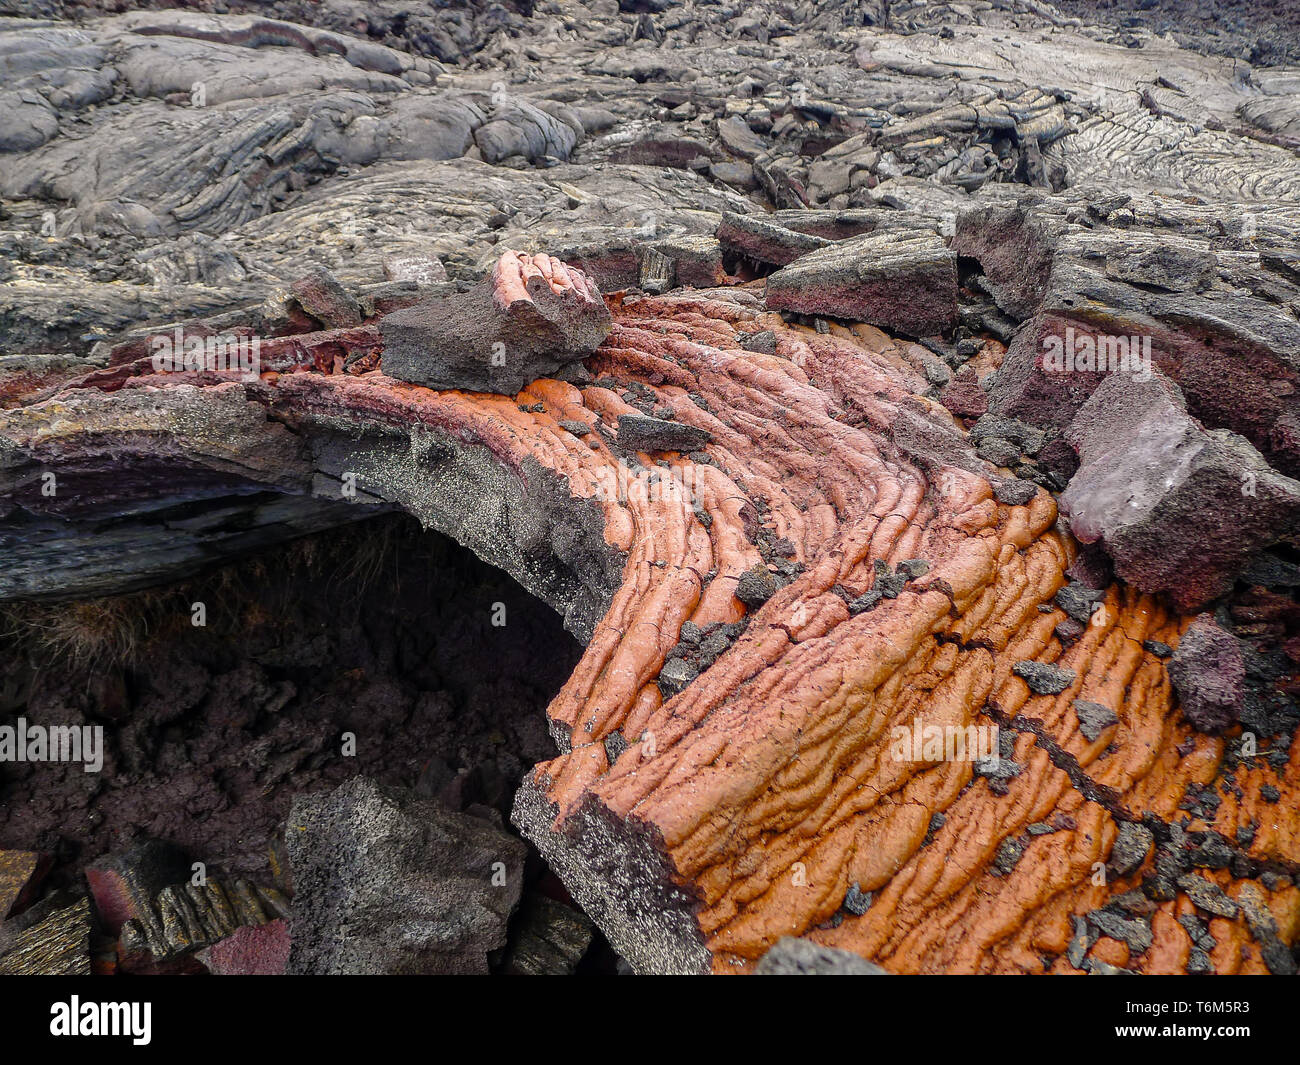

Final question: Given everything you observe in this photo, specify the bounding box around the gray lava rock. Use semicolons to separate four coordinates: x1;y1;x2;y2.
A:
843;883;872;916
735;563;778;608
1167;614;1246;734
617;415;712;453
1087;909;1153;954
1074;699;1119;742
286;777;525;975
498;895;595;976
977;437;1021;468
755;937;889;975
657;656;699;699
1055;581;1102;624
0;90;59;153
970;416;1047;457
1176;874;1240;919
993;478;1039;506
737;329;778;355
1012;660;1076;695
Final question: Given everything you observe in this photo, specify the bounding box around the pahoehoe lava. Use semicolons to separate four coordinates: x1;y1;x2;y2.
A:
0;0;1297;979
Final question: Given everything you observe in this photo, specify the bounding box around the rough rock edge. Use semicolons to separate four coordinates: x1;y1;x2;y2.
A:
512;773;710;975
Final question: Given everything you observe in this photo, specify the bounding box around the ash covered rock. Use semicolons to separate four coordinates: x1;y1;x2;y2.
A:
381;251;611;395
286;776;525;975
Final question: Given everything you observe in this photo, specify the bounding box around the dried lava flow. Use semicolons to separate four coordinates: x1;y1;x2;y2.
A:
504;294;1297;975
8;284;1299;976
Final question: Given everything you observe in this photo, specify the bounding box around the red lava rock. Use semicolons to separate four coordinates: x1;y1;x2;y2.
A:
198;919;291;975
939;365;988;419
1062;372;1300;612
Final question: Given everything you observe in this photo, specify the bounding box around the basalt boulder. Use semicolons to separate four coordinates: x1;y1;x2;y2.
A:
286;777;525;975
380;251;612;395
764;231;958;337
1061;372;1300;612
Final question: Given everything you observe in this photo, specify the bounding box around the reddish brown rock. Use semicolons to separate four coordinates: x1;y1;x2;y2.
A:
0;253;1295;978
198;919;291;976
939;365;988;419
1061;372;1300;612
1168;615;1246;734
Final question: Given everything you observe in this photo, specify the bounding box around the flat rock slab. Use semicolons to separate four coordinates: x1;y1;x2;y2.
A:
764;231;957;337
381;250;612;395
717;211;833;268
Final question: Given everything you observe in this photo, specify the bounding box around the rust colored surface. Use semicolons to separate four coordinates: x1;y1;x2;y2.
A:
2;258;1295;975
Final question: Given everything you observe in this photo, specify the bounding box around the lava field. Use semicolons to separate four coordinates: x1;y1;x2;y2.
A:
0;0;1297;985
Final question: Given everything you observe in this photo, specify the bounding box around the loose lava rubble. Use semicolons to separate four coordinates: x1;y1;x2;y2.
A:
0;0;1298;976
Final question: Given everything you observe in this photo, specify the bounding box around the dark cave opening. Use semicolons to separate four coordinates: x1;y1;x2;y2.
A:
0;513;583;897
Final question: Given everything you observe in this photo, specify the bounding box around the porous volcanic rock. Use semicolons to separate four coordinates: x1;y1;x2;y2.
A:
381;251;611;394
285;776;526;975
1061;373;1300;612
